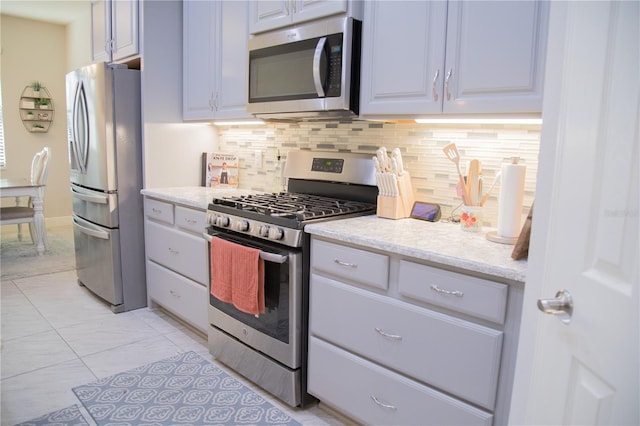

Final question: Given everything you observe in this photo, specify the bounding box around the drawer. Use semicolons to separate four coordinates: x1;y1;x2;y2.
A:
308;337;493;426
311;238;389;290
398;260;508;324
309;275;503;410
145;220;208;285
144;198;174;225
147;261;208;333
175;205;207;234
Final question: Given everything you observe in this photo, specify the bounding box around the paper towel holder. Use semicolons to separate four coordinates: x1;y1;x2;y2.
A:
486;230;518;245
486;156;525;245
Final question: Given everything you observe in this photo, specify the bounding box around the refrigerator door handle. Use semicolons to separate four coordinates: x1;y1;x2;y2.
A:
72;81;90;174
71;82;84;174
71;187;109;204
72;216;110;240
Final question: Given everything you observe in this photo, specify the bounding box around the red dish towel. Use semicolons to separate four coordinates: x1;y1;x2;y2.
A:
210;237;265;315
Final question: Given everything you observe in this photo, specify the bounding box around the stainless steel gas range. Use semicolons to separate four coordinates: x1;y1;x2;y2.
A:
204;150;378;407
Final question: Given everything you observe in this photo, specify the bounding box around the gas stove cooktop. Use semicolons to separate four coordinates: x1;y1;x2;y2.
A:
207;192;375;247
206;150;378;247
211;192;375;224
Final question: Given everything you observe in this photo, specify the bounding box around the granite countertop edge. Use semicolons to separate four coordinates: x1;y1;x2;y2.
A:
305;216;527;284
141;186;257;210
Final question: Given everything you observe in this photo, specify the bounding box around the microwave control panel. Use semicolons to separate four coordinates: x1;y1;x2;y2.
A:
326;34;343;97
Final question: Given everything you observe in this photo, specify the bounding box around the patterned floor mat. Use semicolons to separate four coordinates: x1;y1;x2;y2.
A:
72;351;301;425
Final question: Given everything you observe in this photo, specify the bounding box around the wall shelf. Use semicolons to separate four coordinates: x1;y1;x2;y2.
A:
20;85;54;133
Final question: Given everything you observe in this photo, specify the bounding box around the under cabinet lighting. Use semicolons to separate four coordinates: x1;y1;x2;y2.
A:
415;118;542;125
213;120;265;126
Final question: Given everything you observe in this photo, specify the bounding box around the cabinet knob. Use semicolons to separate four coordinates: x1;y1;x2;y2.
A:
445;68;453;101
370;396;397;411
430;284;463;297
374;327;402;340
334;258;357;268
432;69;440;101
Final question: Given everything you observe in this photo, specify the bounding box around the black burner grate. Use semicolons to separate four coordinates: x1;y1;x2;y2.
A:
212;192;375;224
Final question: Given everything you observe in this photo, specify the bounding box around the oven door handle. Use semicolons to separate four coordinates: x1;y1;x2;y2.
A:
259;251;288;264
203;232;289;264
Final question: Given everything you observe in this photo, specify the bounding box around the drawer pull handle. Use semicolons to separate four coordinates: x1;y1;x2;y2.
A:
185;218;197;224
334;259;357;268
431;284;464;297
375;327;402;340
168;248;179;255
152;208;162;214
370;395;397;411
169;290;180;298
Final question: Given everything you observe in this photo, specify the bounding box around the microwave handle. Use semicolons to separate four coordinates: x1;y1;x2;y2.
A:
313;36;327;97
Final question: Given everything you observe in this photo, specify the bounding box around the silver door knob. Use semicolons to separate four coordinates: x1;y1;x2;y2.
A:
537;289;573;324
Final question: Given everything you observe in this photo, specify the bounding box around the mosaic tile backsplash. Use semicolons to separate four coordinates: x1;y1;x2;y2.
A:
216;121;540;229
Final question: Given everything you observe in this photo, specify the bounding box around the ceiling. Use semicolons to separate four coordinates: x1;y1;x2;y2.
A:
1;0;90;25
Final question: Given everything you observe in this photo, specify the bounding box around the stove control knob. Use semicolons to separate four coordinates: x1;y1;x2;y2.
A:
268;227;284;240
236;220;249;232
206;212;216;225
215;216;230;227
258;225;270;237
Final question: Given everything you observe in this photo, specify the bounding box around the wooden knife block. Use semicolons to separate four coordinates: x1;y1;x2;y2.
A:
377;173;415;219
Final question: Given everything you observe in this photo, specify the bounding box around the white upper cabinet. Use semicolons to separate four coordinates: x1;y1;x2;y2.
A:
360;0;549;117
183;0;252;121
249;0;350;34
91;0;139;63
360;1;447;116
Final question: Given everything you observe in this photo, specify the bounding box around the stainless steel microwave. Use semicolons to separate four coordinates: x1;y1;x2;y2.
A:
247;16;361;121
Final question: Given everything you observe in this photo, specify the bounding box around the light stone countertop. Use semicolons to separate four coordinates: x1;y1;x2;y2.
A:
141;188;527;283
141;186;257;210
305;215;527;284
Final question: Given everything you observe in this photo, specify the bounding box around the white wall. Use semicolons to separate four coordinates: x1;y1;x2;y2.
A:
139;0;218;188
65;7;91;73
0;15;73;219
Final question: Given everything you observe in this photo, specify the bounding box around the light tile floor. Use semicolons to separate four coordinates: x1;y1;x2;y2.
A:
0;226;352;426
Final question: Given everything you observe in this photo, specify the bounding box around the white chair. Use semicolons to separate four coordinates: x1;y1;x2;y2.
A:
0;147;52;248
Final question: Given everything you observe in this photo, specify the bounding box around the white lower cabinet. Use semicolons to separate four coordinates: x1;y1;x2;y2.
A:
146;261;207;333
308;337;493;426
308;237;523;425
143;197;209;333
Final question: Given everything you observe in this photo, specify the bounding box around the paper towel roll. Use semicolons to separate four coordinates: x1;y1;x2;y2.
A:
497;160;526;238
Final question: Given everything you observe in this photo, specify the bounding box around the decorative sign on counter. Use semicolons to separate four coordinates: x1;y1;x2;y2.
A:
201;152;239;188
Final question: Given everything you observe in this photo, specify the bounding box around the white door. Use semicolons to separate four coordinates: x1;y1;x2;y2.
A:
510;2;639;425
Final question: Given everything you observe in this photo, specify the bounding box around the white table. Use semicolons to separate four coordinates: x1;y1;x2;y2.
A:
0;178;46;255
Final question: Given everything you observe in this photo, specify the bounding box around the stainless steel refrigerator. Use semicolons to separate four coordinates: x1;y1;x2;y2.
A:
66;62;146;313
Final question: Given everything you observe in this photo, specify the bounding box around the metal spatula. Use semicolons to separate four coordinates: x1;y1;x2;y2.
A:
443;143;470;205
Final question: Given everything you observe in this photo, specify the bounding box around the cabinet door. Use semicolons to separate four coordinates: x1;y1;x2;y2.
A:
183;0;217;120
292;0;348;25
111;0;139;61
91;0;111;63
147;261;208;333
360;1;447;116
443;0;549;113
145;220;208;285
216;1;252;119
308;337;493;426
249;0;291;34
249;0;348;34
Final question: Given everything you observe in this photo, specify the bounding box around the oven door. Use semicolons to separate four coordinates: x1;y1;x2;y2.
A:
204;231;303;369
